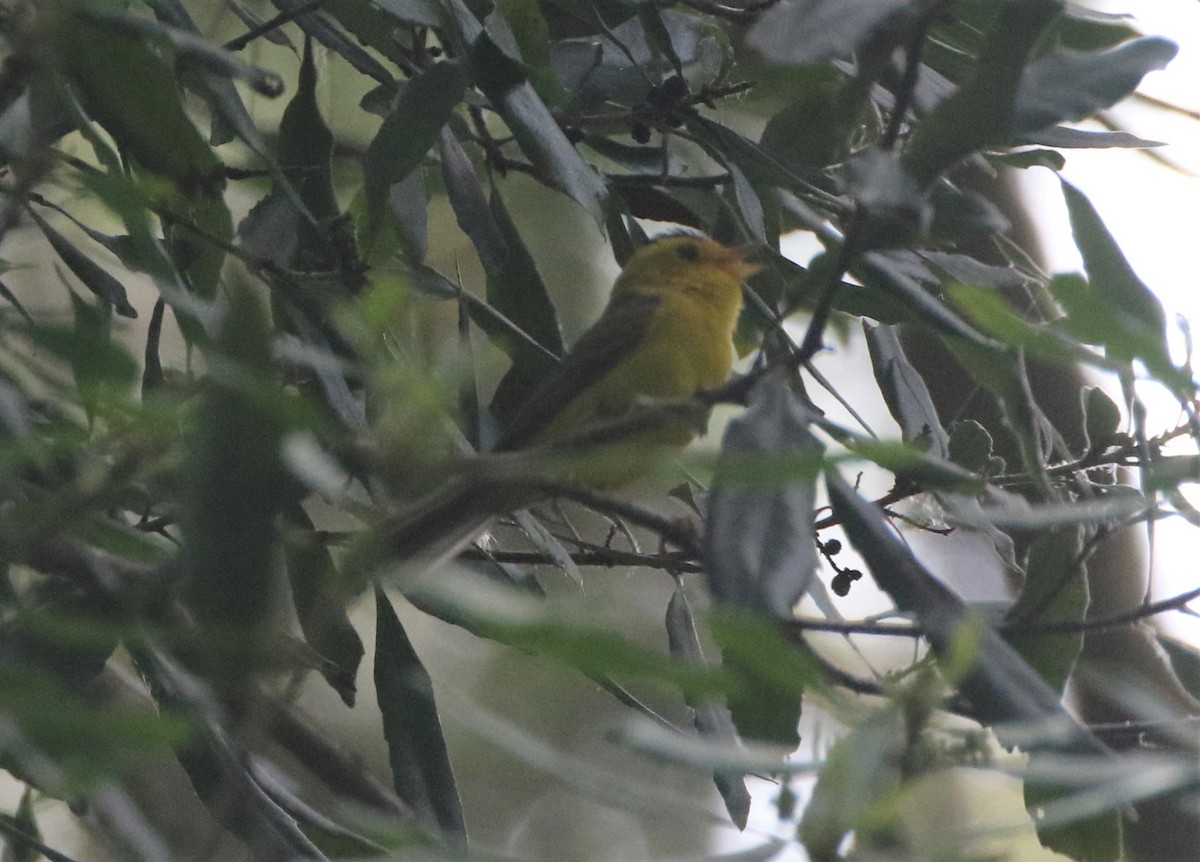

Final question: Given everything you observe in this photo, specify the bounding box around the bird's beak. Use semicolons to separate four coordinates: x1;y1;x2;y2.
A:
716;244;762;281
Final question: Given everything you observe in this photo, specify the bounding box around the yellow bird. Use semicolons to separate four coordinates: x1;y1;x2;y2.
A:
384;234;759;567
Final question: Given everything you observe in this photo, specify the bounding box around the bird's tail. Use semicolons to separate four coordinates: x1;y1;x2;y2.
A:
373;477;533;574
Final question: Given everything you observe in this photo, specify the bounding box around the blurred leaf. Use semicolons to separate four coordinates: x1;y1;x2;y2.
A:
706;375;821;618
374;588;466;842
0;664;188;785
182;286;289;680
1012;37;1178;134
27;295;138;417
759;68;853;175
1005;531;1088;694
59;11;223;194
665;585;751;830
363;61;469;248
709;610;819;750
748;0;913;65
799;708;904;860
406;574;725;694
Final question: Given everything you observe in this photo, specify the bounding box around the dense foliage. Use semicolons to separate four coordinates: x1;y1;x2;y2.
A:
0;1;1197;860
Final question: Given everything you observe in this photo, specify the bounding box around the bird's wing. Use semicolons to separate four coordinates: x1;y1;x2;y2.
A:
497;290;661;451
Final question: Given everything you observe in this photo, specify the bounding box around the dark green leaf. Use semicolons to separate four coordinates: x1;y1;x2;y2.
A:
484;190;565;426
1082;386;1121;453
285;509;364;707
706;375;822;618
948;420;993;474
856;251;998;347
374;588;466;842
865;323;949;457
389;169;429;265
363;61;469;246
26;208;136;317
989;148;1066;171
438;129;508;273
276;36;340;269
1024;779;1123;862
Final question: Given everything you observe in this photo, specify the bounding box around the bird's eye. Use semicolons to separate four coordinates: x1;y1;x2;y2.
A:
676;243;700;262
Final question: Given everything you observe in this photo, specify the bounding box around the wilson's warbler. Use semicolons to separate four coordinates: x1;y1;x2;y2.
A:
386;234;759;566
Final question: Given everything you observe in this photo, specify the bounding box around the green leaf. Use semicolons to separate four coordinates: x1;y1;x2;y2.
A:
1025;779;1123;862
374;588;466;842
363;61;469;247
1005;531;1088;694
